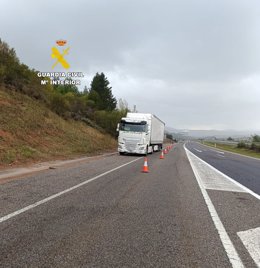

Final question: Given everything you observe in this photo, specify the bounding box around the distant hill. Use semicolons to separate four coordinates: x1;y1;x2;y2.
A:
166;127;260;139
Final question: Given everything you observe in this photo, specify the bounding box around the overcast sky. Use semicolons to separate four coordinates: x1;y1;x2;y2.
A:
1;0;260;130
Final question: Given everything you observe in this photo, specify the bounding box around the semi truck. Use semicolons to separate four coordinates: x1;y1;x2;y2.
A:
117;113;165;155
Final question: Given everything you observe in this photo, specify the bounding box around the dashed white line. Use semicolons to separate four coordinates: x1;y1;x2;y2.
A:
194;148;202;153
199;142;260;161
211;149;225;154
0;157;142;224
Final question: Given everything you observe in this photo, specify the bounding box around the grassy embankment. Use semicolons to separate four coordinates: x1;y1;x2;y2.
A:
202;141;260;159
0;87;117;168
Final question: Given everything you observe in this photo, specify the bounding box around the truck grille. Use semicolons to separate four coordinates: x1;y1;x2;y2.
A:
125;141;137;151
124;138;140;151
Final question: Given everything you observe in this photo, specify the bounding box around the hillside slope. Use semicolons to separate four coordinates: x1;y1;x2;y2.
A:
0;87;117;168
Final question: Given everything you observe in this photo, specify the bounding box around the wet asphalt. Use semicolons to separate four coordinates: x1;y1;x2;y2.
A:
0;144;259;267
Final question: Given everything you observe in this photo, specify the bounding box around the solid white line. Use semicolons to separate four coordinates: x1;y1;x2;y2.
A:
187;152;245;193
184;145;244;268
198;142;260;161
186;145;260;201
237;227;260;267
0;158;141;224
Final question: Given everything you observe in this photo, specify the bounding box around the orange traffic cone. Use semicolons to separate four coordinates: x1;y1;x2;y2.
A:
160;150;164;159
164;148;168;154
142;157;149;173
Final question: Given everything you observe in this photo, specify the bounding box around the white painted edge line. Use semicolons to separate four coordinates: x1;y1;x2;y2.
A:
0;157;141;224
198;142;260;161
237;227;260;267
184;145;244;268
186;144;260;201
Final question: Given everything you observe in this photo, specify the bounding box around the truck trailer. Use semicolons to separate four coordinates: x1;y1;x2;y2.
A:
117;113;165;155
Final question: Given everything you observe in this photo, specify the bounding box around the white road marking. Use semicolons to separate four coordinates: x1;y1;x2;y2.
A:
211;149;225;154
199;142;260;161
0;158;141;224
237;227;260;267
186;144;260;200
194;148;202;153
217;155;225;158
186;149;245;192
185;146;244;268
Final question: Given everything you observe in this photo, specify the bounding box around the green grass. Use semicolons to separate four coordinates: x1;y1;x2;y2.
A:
1;150;16;164
0;87;117;168
201;141;260;159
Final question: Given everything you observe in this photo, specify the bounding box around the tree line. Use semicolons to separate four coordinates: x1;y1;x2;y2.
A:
237;135;260;153
0;39;129;136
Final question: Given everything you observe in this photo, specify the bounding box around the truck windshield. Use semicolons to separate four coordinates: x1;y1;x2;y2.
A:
120;122;147;132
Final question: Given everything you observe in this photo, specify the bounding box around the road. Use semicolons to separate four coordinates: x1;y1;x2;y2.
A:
0;143;259;267
185;141;260;195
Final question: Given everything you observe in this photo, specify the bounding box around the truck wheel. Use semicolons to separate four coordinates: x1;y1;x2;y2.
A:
119;152;124;155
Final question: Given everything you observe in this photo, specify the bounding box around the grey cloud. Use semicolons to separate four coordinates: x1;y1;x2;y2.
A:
1;0;260;130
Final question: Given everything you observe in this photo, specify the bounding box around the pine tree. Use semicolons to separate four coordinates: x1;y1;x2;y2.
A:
89;72;117;111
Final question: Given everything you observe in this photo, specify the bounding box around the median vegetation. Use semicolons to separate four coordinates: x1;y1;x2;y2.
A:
202;136;260;159
0;38;128;167
237;135;260;153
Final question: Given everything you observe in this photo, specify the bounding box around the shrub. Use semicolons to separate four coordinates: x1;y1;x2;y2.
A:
252;135;260;142
50;93;69;117
94;109;127;137
250;143;260;152
237;141;248;149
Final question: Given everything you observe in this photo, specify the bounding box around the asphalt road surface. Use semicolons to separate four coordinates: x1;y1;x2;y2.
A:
185;141;260;195
0;143;259;267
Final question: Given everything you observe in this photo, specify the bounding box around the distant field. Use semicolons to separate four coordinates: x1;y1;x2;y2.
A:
201;141;260;159
0;87;117;168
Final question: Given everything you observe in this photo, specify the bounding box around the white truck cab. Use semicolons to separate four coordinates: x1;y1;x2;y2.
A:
117;113;165;155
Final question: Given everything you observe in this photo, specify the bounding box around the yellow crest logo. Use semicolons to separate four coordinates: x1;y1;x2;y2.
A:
51;40;70;69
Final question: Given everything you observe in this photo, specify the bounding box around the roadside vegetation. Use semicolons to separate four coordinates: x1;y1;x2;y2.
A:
202;136;260;159
237;135;260;152
165;133;177;143
0;83;119;167
0;38;129;167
